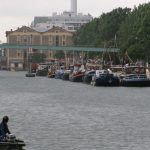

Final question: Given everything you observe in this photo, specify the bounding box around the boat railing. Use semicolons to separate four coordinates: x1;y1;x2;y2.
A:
124;74;147;80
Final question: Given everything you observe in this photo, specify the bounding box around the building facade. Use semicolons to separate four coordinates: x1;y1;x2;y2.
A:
31;0;92;32
31;12;93;32
6;26;73;70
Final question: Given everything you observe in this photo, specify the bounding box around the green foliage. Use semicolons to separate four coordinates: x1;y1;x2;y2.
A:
73;2;150;61
30;53;46;63
117;3;150;61
54;51;65;59
73;18;100;47
73;7;131;58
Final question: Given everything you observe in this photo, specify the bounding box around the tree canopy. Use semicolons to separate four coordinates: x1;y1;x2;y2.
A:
73;2;150;62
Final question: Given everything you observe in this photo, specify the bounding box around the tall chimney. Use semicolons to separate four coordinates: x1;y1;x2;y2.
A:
71;0;77;15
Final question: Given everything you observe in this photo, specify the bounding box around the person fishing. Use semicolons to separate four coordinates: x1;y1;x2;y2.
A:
0;116;11;141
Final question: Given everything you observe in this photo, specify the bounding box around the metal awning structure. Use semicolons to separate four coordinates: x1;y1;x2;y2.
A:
0;43;119;52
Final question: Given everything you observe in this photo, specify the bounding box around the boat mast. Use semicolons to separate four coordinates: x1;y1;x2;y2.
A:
73;50;75;65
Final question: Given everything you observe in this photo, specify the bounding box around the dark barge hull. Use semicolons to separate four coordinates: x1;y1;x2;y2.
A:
83;76;92;84
26;73;35;77
83;71;95;84
92;77;120;86
36;70;48;76
121;80;150;87
0;141;25;150
92;80;120;86
62;73;69;80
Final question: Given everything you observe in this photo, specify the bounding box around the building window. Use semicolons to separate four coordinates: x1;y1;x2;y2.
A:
63;41;65;46
56;35;59;46
68;27;73;30
24;39;27;43
63;35;65;39
17;52;20;57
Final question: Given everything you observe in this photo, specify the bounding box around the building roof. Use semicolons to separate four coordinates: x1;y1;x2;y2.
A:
6;25;73;36
46;26;73;33
6;26;37;36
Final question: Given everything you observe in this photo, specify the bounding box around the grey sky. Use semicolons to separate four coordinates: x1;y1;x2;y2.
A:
0;0;149;42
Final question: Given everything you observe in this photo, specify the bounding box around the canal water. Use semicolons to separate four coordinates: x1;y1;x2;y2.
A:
0;71;150;150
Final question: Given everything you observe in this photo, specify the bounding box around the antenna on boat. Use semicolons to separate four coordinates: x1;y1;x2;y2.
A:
114;34;118;48
112;34;121;65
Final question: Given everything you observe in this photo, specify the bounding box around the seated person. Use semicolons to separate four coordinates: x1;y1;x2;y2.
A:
0;116;11;140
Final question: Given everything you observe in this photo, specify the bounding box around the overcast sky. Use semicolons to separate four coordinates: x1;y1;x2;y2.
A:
0;0;149;42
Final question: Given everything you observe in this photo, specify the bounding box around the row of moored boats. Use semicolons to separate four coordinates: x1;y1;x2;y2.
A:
28;63;150;87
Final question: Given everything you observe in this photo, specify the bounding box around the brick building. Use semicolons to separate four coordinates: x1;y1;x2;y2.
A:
6;26;73;70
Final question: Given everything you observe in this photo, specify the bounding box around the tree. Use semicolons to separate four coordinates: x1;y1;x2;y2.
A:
54;51;65;59
30;53;46;63
73;8;130;59
118;3;150;61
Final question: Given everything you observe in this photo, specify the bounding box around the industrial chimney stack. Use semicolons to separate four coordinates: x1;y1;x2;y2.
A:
71;0;77;15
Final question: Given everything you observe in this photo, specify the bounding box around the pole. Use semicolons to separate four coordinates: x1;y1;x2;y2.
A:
82;51;83;64
73;51;75;65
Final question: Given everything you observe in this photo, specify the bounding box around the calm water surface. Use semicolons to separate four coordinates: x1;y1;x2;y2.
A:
0;71;150;150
